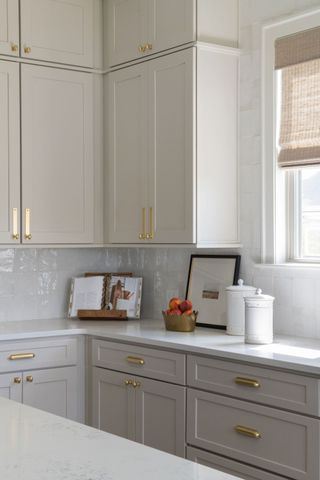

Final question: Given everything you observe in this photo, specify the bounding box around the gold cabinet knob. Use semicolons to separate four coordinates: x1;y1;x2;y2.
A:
11;43;18;52
138;233;145;240
26;375;33;383
124;379;133;386
12;234;19;240
132;381;141;388
24;46;31;54
146;43;153;51
138;44;146;53
24;234;32;240
14;377;22;384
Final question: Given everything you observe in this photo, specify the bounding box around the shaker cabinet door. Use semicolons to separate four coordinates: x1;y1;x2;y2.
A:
0;372;22;403
148;49;195;243
108;63;148;243
21;64;94;244
20;0;94;67
147;0;195;55
135;377;186;457
92;368;135;441
0;60;20;244
0;0;19;56
23;367;78;421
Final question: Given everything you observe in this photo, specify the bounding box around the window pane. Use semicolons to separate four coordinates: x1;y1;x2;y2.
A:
301;167;320;257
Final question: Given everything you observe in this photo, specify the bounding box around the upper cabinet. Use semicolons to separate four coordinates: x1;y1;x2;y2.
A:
20;0;97;68
108;46;240;247
104;0;238;67
0;0;19;56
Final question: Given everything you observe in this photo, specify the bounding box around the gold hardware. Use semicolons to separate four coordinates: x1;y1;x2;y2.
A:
146;43;153;51
11;43;18;52
25;208;32;240
24;46;31;54
13;377;21;384
127;356;145;366
132;381;141;388
9;353;35;361
148;207;154;240
26;375;33;383
139;208;146;240
138;44;147;53
235;377;260;388
125;379;133;386
234;425;261;439
12;208;19;240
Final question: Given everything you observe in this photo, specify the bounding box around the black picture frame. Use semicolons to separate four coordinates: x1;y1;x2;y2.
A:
185;254;241;329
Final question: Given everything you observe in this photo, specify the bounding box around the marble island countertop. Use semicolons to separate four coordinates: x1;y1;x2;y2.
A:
0;318;320;375
0;396;237;480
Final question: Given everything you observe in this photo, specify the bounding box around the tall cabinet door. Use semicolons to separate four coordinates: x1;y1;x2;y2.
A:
92;368;135;441
148;49;195;243
21;64;94;244
0;61;20;244
20;0;94;67
108;63;148;243
148;0;195;54
0;372;22;402
105;0;148;67
0;0;19;56
135;377;186;457
23;367;78;421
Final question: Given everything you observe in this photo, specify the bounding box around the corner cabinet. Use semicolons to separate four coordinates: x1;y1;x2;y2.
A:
108;45;240;246
0;0;19;56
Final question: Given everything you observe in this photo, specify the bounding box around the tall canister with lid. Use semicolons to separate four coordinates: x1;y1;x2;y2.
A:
226;280;256;335
244;289;275;344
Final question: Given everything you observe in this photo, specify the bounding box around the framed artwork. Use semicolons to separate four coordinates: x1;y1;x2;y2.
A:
186;254;241;329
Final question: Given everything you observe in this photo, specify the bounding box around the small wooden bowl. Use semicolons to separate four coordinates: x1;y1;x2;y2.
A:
162;311;198;332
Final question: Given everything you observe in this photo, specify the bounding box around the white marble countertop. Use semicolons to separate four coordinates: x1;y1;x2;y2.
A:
0;396;238;480
1;318;320;375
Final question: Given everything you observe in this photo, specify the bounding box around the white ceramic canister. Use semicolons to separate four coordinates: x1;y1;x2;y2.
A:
244;289;275;344
226;280;256;335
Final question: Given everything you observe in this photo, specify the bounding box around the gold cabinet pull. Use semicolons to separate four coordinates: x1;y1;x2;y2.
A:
24;46;31;54
13;377;22;384
235;377;260;388
26;375;33;383
124;379;133;386
139;208;146;240
127;356;145;366
235;425;261;439
138;44;147;53
146;43;153;51
25;208;32;240
11;43;18;52
132;381;141;388
9;353;35;361
12;208;19;240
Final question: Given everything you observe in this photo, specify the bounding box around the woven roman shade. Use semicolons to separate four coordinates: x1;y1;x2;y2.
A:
275;27;320;168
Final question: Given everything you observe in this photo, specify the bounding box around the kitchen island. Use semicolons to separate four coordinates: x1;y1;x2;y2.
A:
0;396;237;480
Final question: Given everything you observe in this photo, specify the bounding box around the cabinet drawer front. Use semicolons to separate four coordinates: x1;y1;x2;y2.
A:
92;339;185;384
187;389;319;480
187;355;320;415
0;337;78;372
186;447;285;480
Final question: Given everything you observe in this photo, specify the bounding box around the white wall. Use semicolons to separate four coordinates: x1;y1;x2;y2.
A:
239;0;320;338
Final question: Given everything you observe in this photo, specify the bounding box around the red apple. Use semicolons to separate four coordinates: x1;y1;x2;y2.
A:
168;308;181;316
169;297;182;310
179;299;193;313
183;309;193;316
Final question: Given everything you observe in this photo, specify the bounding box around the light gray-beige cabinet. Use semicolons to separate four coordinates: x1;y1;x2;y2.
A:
104;0;238;67
19;0;100;68
0;59;98;245
91;339;186;457
0;337;81;421
187;355;320;480
21;64;95;244
0;0;19;56
108;45;240;246
0;60;20;243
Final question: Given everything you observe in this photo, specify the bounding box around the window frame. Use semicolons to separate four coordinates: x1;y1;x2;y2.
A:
262;8;320;264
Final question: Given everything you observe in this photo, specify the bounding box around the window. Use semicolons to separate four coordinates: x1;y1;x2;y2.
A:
262;10;320;263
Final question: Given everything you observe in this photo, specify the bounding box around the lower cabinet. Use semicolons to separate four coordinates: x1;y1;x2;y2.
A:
0;366;78;420
92;367;186;457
